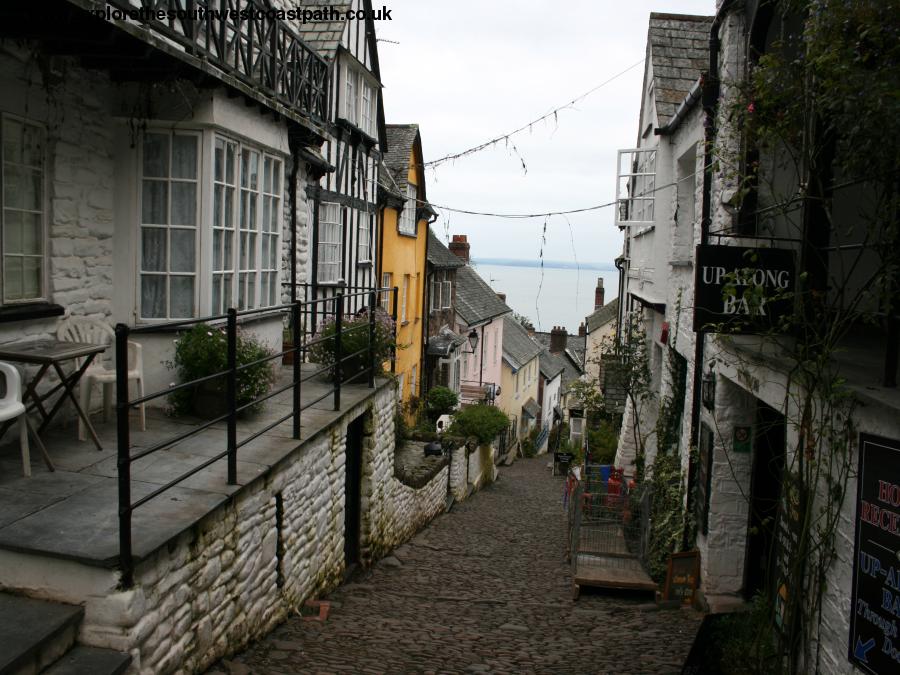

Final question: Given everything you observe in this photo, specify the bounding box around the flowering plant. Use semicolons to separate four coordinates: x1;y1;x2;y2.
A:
168;323;275;416
307;306;396;382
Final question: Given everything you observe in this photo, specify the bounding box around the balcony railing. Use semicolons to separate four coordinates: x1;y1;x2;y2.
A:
115;288;389;587
101;0;329;122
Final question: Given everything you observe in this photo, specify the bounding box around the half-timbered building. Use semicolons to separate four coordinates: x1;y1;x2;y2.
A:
298;0;386;316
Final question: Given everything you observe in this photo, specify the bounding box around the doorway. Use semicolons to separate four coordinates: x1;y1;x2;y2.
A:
743;400;785;600
344;415;364;571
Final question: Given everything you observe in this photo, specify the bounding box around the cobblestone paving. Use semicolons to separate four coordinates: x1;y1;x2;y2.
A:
216;457;702;674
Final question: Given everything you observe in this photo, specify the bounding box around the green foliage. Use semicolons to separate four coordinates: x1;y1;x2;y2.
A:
521;425;540;458
645;451;688;583
586;420;617;465
308;307;396;382
425;386;458;420
169;324;274;416
449;404;509;444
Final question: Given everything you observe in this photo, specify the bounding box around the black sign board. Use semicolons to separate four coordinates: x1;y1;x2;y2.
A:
773;469;805;635
694;245;795;333
555;452;574;466
849;433;900;675
664;551;700;605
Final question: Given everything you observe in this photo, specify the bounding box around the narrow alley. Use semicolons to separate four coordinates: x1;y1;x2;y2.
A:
216;458;702;674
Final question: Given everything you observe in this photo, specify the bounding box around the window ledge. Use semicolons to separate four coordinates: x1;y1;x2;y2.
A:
0;303;65;324
401;320;409;327
134;309;285;333
356;261;373;269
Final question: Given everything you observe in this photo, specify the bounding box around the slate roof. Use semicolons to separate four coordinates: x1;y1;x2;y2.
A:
539;350;565;380
501;315;541;370
455;265;510;326
381;124;419;197
585;297;620;334
427;326;466;357
532;332;585;394
647;13;713;126
427;229;464;269
294;1;351;59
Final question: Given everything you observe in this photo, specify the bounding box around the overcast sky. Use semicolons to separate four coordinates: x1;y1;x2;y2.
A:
376;0;715;266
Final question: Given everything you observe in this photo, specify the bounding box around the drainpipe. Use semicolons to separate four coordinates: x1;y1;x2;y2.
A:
685;0;738;549
289;138;300;303
614;255;625;351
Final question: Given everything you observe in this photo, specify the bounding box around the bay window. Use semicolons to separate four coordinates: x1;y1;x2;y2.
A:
141;130;282;320
1;115;45;304
140;131;199;319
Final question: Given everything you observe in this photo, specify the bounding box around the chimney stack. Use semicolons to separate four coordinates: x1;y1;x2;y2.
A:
578;322;586;337
594;278;605;310
496;292;506;302
449;234;470;263
549;326;568;354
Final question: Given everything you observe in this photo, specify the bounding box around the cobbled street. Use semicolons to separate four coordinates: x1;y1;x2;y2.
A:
215;457;702;674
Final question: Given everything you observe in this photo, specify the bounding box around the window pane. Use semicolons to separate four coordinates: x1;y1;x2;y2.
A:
263;157;272;193
3;165;22;209
261;236;269;268
22;212;40;254
170;229;195;272
272;160;281;193
213;229;222;270
4;257;22;300
214;138;225;182
143;133;169;178
3;211;21;253
224;230;234;271
263;197;270;233
226;143;235;184
214;184;223;227
170;276;194;317
170;182;196;226
223;272;233;309
3;118;22;164
142;180;167;224
23;169;41;211
171;135;197;179
212;275;221;314
141;227;167;271
141;275;166;318
248;194;257;230
23;257;41;298
22;124;43;168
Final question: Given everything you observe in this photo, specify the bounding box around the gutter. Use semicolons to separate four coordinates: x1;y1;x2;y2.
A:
654;77;703;136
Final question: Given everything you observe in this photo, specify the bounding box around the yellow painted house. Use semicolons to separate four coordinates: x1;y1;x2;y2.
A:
378;124;435;412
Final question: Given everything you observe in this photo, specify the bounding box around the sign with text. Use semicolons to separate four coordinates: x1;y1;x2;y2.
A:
663;551;700;605
693;245;795;333
773;469;806;635
849;434;900;674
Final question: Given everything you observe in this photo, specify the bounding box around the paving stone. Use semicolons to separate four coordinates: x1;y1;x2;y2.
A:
215;457;702;673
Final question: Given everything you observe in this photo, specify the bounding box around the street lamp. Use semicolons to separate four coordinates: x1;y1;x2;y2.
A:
463;329;479;354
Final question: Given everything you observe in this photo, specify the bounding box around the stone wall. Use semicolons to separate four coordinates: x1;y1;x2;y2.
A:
75;383;498;674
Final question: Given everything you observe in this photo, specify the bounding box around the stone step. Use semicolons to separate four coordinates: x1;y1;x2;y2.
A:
0;593;82;675
42;646;131;675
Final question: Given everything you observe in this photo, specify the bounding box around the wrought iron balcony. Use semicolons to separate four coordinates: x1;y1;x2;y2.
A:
82;0;329;125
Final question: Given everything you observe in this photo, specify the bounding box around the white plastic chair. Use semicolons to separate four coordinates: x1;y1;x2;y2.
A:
0;361;33;476
57;318;146;440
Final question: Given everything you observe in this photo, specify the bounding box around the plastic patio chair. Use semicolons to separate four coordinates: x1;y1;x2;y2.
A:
0;361;33;476
56;318;146;440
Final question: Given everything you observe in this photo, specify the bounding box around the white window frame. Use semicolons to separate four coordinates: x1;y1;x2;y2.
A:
342;62;376;138
400;274;410;323
381;272;392;312
615;148;657;227
1;114;46;305
358;211;373;263
410;364;417;398
430;270;452;312
138;129;201;320
398;183;417;236
317;202;342;284
210;135;283;314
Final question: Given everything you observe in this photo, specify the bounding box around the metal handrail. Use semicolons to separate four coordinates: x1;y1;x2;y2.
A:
115;288;388;586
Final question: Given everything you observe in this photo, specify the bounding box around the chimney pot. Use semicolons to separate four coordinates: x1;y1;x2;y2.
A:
549;326;568;353
594;277;605;310
496;292;506;302
448;234;470;263
578;322;586;337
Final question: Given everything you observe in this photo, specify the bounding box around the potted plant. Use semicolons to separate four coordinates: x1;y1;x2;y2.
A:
307;307;396;383
169;324;275;418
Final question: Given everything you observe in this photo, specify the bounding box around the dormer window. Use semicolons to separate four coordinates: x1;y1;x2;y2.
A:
342;63;376;138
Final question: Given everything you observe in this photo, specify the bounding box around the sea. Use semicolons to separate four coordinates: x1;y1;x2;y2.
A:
471;261;619;334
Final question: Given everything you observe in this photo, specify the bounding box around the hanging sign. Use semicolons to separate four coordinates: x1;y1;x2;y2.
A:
849;433;900;675
693;245;795;333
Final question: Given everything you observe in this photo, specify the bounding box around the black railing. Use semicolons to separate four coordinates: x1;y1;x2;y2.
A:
115;288;390;586
102;0;329;122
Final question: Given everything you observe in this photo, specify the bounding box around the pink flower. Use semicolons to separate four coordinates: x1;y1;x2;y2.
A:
747;102;756;114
